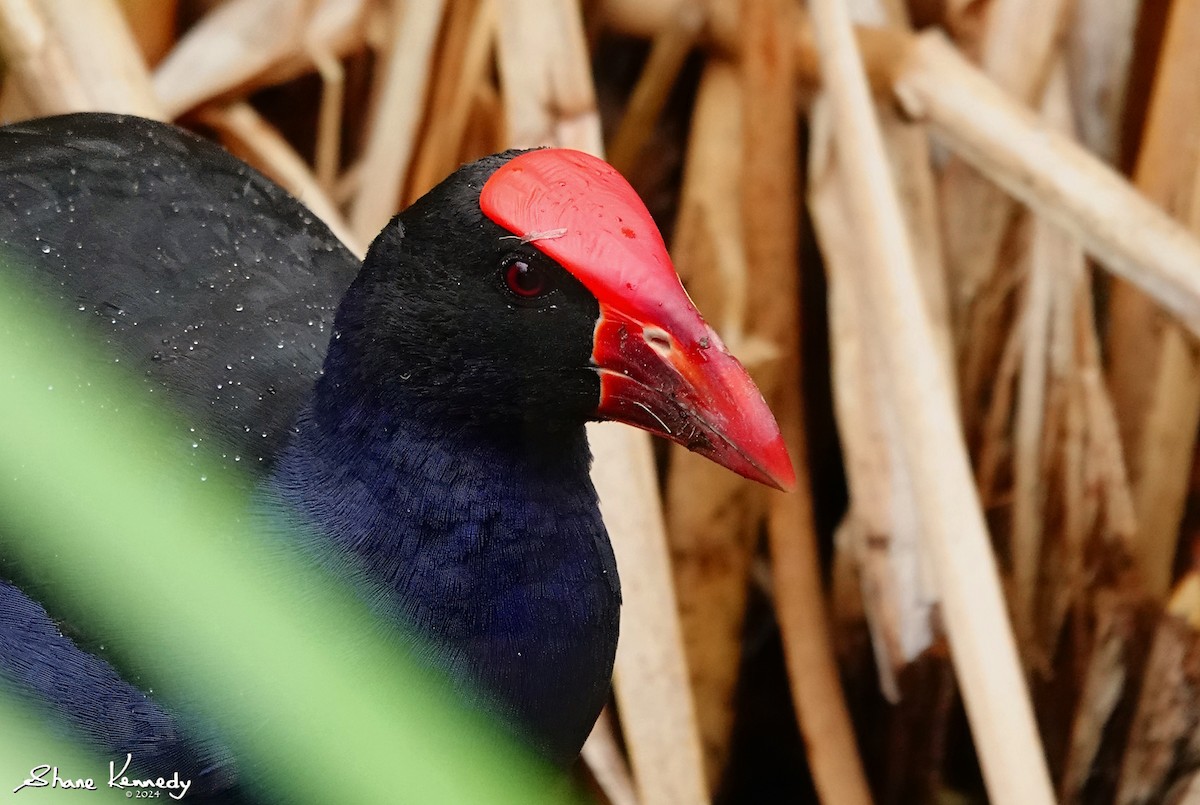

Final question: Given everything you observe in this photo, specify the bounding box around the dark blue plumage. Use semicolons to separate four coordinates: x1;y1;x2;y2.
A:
267;402;618;761
0;114;621;798
0;583;237;795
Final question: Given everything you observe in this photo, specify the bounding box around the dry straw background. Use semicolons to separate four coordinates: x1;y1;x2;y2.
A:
3;0;1200;803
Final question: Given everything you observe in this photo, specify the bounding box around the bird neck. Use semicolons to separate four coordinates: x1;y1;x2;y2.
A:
304;360;596;481
263;374;621;762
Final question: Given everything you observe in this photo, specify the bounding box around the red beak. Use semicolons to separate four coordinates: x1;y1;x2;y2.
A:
480;149;795;491
592;304;794;490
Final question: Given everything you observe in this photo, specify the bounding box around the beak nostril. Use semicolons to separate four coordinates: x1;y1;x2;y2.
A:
643;327;672;355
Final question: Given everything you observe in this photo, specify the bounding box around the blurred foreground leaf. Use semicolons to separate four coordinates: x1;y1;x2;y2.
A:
0;261;581;805
2;698;126;802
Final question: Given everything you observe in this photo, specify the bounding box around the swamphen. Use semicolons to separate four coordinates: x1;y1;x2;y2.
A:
0;113;792;797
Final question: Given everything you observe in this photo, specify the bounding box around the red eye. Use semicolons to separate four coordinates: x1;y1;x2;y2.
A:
504;259;548;298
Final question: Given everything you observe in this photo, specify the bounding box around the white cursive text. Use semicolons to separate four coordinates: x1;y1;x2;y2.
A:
109;754;192;801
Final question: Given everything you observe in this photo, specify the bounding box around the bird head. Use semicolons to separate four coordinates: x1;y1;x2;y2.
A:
340;149;794;491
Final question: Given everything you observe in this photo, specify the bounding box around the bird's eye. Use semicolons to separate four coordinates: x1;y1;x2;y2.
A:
503;258;550;299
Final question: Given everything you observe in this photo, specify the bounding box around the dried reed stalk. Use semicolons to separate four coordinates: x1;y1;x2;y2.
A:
744;3;874;802
494;2;707;803
889;31;1200;342
0;0;91;114
1115;616;1200;802
581;708;641;805
32;0;161;116
850;0;909;25
1170;573;1200;629
1049;290;1140;800
117;0;178;66
939;0;1071;449
457;80;505;162
0;0;161;118
602;0;901;94
495;0;602;153
1168;773;1200;803
767;397;879;805
1060;595;1145;803
938;0;972;22
607;6;1200;349
406;0;495;202
811;99;934;702
996;58;1137;669
805;0;1054;801
664;60;764;787
815;0;947;701
605;1;703;175
1107;151;1200;805
973;291;1023;500
196;100;363;256
1065;0;1143;164
600;0;738;53
347;0;446;242
591;425;710;805
1007;63;1081;656
152;0;370;119
1044;284;1136;656
308;43;345;193
1104;0;1200;601
966;0;1071;98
